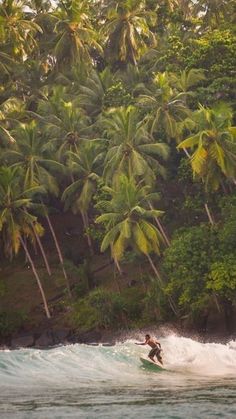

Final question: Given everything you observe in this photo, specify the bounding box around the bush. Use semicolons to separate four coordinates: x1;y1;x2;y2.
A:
0;310;28;338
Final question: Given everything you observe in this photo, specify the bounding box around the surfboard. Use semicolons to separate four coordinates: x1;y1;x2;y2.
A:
140;356;166;371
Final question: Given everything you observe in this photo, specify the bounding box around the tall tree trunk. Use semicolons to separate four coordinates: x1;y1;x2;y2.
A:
44;212;72;298
204;203;214;225
31;223;51;276
148;202;170;246
19;236;51;319
146;253;178;317
81;210;94;255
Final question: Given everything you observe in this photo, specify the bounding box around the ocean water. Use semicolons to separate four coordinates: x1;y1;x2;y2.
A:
0;335;236;418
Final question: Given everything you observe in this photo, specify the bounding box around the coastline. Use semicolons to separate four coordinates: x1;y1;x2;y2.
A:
1;323;235;351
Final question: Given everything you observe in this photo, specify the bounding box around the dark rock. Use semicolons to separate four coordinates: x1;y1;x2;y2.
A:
76;330;102;344
11;334;35;348
35;330;55;348
53;329;70;344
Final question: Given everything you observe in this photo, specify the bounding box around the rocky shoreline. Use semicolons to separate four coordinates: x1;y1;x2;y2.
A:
1;323;236;350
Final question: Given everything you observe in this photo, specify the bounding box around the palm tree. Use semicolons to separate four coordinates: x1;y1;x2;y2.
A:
178;103;236;223
0;97;25;146
78;68;115;117
0;166;51;318
103;0;156;67
96;174;177;315
52;0;102;69
0;0;42;60
169;68;206;99
2;120;63;193
37;87;92;162
138;72;189;140
102;106;169;185
1;120;72;295
62;141;104;252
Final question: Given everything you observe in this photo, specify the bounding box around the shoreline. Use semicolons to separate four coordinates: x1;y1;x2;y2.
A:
1;323;236;350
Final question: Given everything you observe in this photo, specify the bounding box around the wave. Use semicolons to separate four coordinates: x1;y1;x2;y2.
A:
0;336;236;389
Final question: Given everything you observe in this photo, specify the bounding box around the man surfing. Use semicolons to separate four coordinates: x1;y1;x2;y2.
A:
136;334;163;365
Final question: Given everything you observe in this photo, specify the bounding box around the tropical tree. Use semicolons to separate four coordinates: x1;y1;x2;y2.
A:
138;72;189;140
78;68;115;117
0;166;51;318
193;0;233;27
0;97;25;146
37;88;91;162
96;174;177;314
103;0;156;67
102;105;169;184
0;0;42;60
52;0;102;69
62;140;104;253
178;103;236;223
1;120;72;294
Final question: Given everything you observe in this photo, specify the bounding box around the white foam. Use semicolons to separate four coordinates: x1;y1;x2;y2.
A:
0;336;235;389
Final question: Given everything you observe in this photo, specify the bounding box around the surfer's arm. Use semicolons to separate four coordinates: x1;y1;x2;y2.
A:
135;341;146;345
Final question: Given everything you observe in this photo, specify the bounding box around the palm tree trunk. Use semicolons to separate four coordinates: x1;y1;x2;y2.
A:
115;258;123;275
44;212;72;298
31;223;51;276
204;203;214;225
148;202;170;246
19;236;51;319
146;253;178;316
81;210;94;255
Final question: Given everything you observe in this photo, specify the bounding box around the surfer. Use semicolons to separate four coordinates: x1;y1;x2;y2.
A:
135;334;163;364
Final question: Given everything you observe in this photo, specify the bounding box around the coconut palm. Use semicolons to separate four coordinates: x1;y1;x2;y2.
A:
102;105;169;185
138;72;189;140
103;0;156;66
96;174;178;314
78;68;115;117
0;166;51;318
37;88;92;162
1;120;72;295
0;0;42;60
2;120;63;193
62;141;104;252
52;0;102;69
178;103;236;191
178;103;236;224
0;97;26;146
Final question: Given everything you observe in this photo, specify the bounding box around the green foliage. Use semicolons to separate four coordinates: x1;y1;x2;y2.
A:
0;310;28;338
72;286;147;331
207;256;236;301
163;225;218;313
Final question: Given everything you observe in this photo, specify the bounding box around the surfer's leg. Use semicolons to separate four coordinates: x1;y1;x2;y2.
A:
148;348;156;362
156;349;163;364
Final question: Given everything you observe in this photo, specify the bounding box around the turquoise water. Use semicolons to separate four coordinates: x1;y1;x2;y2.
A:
0;336;236;418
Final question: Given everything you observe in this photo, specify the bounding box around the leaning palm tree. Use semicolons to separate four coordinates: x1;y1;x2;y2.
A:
102;0;156;67
0;166;51;318
178;103;236;223
62;141;104;253
1;120;72;295
96;174;178;315
102;105;169;185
